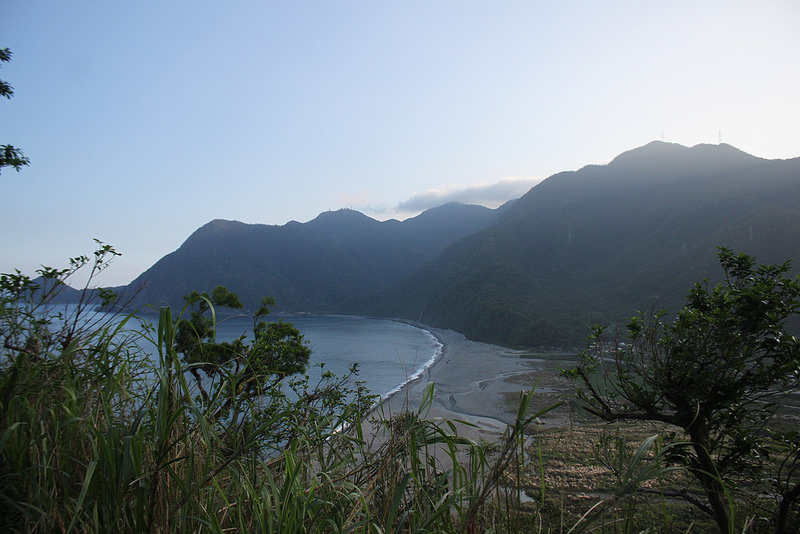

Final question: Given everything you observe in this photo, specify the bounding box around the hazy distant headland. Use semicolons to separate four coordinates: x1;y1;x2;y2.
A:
115;141;800;348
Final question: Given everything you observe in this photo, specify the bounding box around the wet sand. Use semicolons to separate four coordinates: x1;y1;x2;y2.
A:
371;328;579;442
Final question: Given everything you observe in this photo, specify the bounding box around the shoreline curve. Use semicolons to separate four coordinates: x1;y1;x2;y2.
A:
372;325;577;440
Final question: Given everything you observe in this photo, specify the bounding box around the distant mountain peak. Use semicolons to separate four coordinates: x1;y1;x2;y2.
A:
606;140;683;163
308;208;378;227
609;140;759;168
203;218;246;229
687;142;760;161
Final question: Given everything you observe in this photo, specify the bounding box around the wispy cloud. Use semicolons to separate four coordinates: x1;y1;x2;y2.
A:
396;176;543;213
342;177;544;221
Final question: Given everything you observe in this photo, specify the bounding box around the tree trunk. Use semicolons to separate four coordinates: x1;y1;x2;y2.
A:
775;482;800;534
691;440;732;533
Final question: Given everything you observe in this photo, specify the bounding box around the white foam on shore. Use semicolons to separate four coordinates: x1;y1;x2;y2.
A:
378;326;443;404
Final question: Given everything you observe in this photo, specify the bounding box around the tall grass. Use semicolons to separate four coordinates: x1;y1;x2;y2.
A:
9;248;788;532
0;290;556;532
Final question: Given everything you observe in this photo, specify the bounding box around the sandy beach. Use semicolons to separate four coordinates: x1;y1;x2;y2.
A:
371;328;579;442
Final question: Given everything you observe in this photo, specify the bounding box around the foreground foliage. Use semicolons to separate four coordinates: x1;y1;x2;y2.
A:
5;244;800;532
1;47;30;175
570;248;800;533
0;245;553;533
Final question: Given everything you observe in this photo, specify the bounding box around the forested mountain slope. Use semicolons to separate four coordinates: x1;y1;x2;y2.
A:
348;142;800;347
120;141;800;348
120;202;500;312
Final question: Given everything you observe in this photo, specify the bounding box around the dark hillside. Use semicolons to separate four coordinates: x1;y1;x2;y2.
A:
119;203;499;312
116;141;800;349
352;142;800;347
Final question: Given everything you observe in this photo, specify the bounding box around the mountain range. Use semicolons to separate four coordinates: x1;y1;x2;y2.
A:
120;201;503;314
118;141;800;348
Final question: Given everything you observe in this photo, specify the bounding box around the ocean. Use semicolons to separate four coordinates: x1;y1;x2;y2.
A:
38;305;441;401
214;313;442;401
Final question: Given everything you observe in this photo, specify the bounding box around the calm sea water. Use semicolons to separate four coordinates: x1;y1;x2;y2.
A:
40;305;440;400
214;314;442;400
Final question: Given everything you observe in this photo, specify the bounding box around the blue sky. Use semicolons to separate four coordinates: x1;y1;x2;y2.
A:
2;1;799;286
